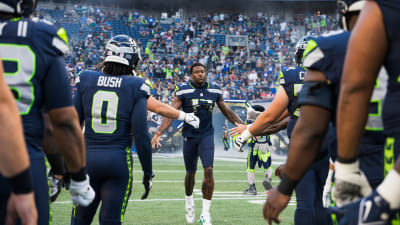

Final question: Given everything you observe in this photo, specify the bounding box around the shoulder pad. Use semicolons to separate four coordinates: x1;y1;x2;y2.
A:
303;31;349;69
32;20;69;56
139;79;151;96
209;82;221;90
145;79;153;91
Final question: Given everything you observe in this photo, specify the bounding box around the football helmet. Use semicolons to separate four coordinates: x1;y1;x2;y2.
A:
0;0;36;17
294;36;311;66
337;0;366;31
246;104;265;122
104;35;141;72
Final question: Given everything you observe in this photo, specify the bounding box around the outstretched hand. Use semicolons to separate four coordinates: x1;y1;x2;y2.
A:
151;131;162;149
229;123;247;136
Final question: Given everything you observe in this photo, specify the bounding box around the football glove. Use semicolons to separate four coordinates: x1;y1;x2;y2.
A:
234;129;253;152
333;160;372;207
69;175;95;207
48;171;63;203
329;191;393;225
141;174;155;200
322;167;334;208
178;111;200;129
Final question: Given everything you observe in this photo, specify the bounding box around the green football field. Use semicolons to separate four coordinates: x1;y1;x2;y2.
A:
50;153;296;225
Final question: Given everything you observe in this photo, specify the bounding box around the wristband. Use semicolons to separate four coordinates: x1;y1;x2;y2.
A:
178;111;185;120
278;173;299;196
70;167;86;182
336;156;357;164
6;168;33;194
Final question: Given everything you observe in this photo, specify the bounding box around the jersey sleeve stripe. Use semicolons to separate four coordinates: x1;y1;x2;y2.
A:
303;47;325;68
52;37;69;54
207;89;222;94
176;89;195;96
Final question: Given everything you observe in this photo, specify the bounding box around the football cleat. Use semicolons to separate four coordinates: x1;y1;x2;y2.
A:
263;178;273;191
199;212;212;225
243;184;257;195
329;191;394;225
185;202;195;224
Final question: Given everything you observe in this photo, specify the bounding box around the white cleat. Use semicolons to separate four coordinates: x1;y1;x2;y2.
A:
199;212;212;225
185;203;195;224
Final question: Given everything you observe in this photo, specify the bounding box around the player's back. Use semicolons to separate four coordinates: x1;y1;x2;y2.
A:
75;70;150;150
279;65;305;137
0;18;70;157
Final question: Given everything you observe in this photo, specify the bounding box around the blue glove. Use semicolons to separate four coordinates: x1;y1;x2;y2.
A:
329;191;394;225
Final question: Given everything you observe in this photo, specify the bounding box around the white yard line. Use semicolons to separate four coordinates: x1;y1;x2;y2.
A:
130;180;280;183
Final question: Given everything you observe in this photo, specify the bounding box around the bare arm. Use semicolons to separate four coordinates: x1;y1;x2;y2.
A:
249;86;289;136
284;69;332;180
147;96;180;119
337;1;387;160
157;97;183;135
260;115;289;135
0;61;30;177
48;106;85;173
217;97;244;125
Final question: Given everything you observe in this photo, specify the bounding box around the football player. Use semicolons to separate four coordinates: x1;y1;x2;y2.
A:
233;38;331;225
71;35;199;225
242;105;274;195
152;62;244;225
334;0;400;223
0;1;95;224
0;59;37;225
263;0;389;224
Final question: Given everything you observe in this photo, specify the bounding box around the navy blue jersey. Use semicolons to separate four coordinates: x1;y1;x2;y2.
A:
279;66;305;137
0;18;72;158
303;30;387;152
377;0;400;137
74;71;151;149
175;81;222;138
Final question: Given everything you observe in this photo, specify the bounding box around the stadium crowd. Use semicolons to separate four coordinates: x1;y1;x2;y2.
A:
35;4;338;103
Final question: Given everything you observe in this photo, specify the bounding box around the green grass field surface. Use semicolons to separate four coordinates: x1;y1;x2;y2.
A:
51;154;295;225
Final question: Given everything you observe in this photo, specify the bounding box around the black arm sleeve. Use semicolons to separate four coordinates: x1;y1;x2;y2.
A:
131;97;153;177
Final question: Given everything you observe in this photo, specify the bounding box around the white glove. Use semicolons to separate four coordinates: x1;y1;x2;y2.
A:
322;168;333;208
234;129;253;152
333;160;372;207
69;175;95;207
178;111;200;129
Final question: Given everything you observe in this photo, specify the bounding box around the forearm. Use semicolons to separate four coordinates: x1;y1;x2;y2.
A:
337;85;373;160
147;96;179;119
285;106;331;180
49;109;85;173
249;112;276;136
285;121;325;180
158;117;173;135
259;117;289;136
0;104;30;177
222;110;243;125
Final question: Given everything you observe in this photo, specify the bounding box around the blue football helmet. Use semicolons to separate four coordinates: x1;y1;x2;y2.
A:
104;35;141;71
0;0;36;17
337;0;366;31
329;191;394;225
294;36;311;66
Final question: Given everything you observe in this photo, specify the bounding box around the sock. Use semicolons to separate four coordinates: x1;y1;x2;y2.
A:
377;169;400;209
185;194;194;206
248;172;255;185
202;199;211;214
265;168;272;179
